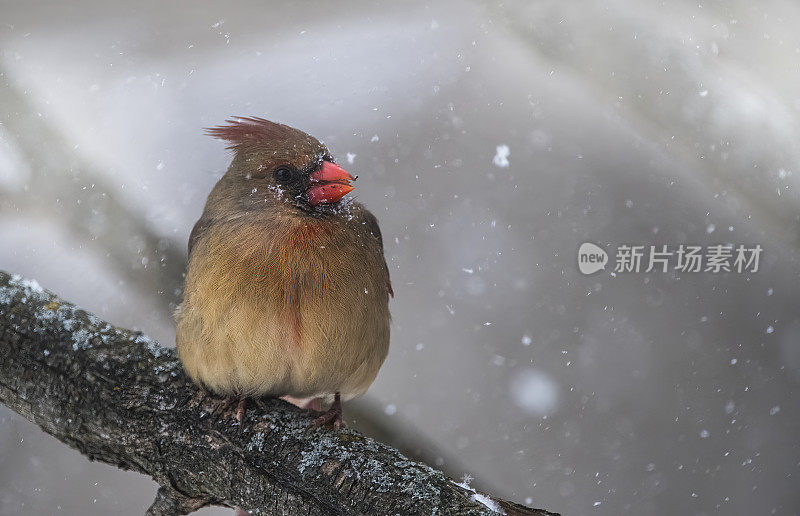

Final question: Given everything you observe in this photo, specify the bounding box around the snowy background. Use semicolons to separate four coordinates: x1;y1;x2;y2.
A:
2;1;800;514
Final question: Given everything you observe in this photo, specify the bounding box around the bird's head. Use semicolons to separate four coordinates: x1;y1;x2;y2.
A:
207;117;355;214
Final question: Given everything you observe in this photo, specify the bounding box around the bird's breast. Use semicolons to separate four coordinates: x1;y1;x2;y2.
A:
177;215;390;398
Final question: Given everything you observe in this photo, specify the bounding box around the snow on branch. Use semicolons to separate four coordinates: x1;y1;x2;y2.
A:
0;270;558;516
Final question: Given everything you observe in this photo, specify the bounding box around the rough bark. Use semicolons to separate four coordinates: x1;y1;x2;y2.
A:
0;270;558;516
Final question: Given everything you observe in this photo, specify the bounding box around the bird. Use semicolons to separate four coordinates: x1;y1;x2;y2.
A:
175;117;392;429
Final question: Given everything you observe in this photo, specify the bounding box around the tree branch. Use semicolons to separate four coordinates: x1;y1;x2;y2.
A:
0;270;558;516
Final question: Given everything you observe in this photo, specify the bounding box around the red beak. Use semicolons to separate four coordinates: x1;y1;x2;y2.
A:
307;161;355;206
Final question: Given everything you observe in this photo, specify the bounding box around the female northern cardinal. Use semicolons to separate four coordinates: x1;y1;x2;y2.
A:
176;117;392;429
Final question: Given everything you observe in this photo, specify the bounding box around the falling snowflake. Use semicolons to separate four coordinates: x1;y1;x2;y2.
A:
492;145;510;168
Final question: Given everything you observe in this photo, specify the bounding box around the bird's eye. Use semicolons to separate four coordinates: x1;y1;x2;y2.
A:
273;166;294;182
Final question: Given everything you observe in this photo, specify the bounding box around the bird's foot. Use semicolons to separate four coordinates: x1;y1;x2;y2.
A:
204;395;249;425
309;392;346;430
205;395;236;418
189;387;210;408
191;388;250;423
235;397;247;423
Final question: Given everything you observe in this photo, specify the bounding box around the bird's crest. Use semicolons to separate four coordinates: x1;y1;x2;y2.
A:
206;117;300;150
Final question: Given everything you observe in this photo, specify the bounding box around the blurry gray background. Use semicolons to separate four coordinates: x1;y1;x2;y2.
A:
1;0;799;515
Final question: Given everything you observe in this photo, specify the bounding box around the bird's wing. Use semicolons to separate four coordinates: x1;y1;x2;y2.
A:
361;210;394;298
188;216;213;258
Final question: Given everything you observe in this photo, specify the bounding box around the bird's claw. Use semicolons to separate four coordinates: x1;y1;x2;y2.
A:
198;394;236;418
308;392;345;430
189;387;209;408
235;397;247;423
309;409;346;430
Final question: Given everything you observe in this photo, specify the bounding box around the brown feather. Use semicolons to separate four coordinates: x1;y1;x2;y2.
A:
176;119;391;402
